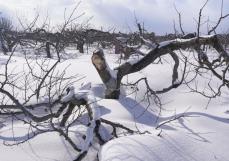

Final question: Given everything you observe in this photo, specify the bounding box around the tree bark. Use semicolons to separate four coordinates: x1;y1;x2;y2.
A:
77;41;84;53
46;41;51;58
91;49;120;99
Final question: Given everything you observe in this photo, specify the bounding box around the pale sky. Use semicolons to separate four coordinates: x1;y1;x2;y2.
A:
0;0;229;34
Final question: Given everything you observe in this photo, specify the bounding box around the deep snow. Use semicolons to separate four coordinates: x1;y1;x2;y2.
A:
0;48;229;161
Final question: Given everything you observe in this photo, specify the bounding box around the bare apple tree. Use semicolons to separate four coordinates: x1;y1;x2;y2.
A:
92;0;229;100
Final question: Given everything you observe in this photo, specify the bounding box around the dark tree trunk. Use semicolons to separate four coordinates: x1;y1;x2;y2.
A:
46;41;51;58
115;43;122;54
1;41;8;54
77;41;84;53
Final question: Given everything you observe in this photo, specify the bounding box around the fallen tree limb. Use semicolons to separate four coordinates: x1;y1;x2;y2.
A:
92;35;229;99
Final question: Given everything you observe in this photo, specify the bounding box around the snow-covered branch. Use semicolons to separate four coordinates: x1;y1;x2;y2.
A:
92;34;229;99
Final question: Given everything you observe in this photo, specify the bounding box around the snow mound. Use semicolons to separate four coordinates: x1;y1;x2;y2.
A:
99;133;227;161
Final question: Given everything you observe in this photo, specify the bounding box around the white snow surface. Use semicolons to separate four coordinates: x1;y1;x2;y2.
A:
0;48;229;161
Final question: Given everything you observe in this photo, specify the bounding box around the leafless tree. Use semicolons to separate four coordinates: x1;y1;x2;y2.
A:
92;0;229;100
1;1;229;160
0;5;146;161
0;17;15;53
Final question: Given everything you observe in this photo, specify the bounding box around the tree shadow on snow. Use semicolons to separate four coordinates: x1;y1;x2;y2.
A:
118;95;229;142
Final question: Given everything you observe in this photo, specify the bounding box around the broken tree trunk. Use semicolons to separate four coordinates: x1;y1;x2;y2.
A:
92;35;229;99
92;49;120;99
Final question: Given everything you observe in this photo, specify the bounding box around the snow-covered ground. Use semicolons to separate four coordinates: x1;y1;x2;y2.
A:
0;47;229;161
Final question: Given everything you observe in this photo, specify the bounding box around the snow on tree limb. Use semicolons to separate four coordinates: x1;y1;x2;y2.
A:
92;34;229;99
